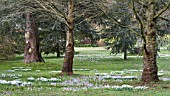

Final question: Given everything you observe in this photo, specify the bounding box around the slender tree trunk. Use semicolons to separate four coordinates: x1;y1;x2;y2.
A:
141;0;159;82
24;13;44;63
57;43;60;57
62;0;74;75
123;48;127;60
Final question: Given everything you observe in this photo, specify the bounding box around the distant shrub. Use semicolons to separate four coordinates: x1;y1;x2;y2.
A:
75;44;98;47
0;43;15;59
129;47;143;55
167;45;170;51
75;41;98;47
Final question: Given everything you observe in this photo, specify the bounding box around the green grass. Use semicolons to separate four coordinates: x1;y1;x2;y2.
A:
0;47;170;96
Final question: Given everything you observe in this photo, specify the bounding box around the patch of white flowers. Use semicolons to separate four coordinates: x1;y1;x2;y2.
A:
0;79;32;86
6;70;15;73
12;67;32;72
63;84;148;91
36;70;40;73
27;77;61;82
49;70;61;73
1;74;22;78
95;73;109;76
73;69;90;71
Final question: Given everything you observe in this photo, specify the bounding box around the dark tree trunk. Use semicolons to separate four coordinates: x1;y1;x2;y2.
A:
62;0;74;75
24;13;44;63
141;0;159;82
57;43;60;57
123;49;127;60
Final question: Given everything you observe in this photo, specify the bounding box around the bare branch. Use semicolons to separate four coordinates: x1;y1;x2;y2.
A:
159;17;170;22
34;0;47;10
154;2;170;19
75;12;103;26
99;7;140;36
33;0;69;27
132;0;145;41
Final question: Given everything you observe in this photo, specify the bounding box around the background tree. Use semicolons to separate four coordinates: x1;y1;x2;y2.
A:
24;13;44;63
0;0;25;59
98;0;170;82
36;16;66;58
100;1;138;60
0;22;16;59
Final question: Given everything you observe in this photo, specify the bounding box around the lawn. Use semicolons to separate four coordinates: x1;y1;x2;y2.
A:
0;47;170;96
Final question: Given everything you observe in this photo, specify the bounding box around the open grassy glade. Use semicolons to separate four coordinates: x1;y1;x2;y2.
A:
0;47;170;96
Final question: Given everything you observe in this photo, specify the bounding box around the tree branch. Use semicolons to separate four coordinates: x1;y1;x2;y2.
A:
132;0;145;43
75;12;103;26
99;8;140;36
33;0;69;27
159;17;170;22
154;2;170;19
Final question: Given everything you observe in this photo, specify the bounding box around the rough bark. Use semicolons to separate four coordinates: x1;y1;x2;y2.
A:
62;0;74;75
141;0;159;82
24;13;44;63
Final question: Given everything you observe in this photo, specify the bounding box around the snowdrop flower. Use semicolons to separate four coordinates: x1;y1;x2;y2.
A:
14;69;20;71
93;69;98;72
27;87;33;90
73;69;90;71
100;73;109;76
18;74;22;77
49;78;61;82
103;85;111;88
9;80;21;85
36;70;40;72
38;77;48;82
160;78;170;81
0;80;8;84
21;69;32;72
95;73;100;76
6;70;15;73
50;71;61;73
135;86;148;90
50;82;57;86
27;77;35;81
1;74;6;77
122;84;134;88
21;82;32;86
19;67;24;69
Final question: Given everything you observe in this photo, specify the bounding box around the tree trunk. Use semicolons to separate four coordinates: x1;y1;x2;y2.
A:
141;0;159;82
62;0;74;75
57;43;60;57
123;48;127;60
24;13;44;63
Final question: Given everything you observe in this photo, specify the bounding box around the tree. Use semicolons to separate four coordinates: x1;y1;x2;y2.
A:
0;0;44;63
0;0;25;59
39;21;66;58
99;0;170;82
106;29;137;60
0;22;16;59
139;0;170;82
24;13;44;63
61;0;74;74
100;1;138;60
